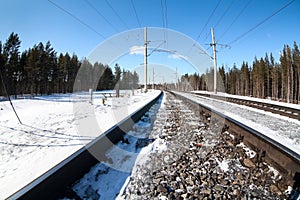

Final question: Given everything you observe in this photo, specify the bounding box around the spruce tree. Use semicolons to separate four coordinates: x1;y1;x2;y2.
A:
292;41;300;103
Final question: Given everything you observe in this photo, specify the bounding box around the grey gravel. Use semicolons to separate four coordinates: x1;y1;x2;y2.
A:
120;92;290;200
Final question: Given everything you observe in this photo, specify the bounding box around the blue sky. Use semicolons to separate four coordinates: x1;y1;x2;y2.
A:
1;0;299;78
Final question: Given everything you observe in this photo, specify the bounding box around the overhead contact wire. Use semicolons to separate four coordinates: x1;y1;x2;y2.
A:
85;0;120;33
105;0;130;29
131;0;142;27
48;0;106;39
229;0;296;45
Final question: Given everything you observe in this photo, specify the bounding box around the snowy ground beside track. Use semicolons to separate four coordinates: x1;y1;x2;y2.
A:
0;89;161;199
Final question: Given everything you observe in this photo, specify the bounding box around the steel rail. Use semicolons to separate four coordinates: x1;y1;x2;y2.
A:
192;92;300;120
171;91;300;186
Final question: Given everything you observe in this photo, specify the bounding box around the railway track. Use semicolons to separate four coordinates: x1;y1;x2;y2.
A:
192;92;300;120
172;92;300;187
8;90;300;199
120;91;299;199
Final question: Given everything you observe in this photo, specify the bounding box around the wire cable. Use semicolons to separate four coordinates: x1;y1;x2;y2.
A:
85;0;120;33
105;0;130;29
160;0;166;29
160;0;166;45
202;0;235;46
194;0;222;43
160;0;168;47
48;0;106;39
213;0;235;29
188;0;222;56
164;0;168;29
202;31;211;43
164;0;168;48
229;0;296;46
130;0;142;27
218;0;252;42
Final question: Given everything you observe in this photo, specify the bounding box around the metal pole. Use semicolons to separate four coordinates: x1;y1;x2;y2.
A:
211;27;217;94
152;67;154;90
144;27;148;92
176;66;178;90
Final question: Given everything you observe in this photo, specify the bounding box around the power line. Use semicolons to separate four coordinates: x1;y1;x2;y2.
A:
194;0;222;43
213;0;235;29
229;0;296;46
218;0;252;42
85;0;120;33
160;0;168;46
160;0;166;29
147;41;166;57
203;0;235;45
48;0;106;39
164;0;168;48
160;0;166;54
188;0;222;56
130;0;142;27
105;0;130;29
164;0;168;29
202;31;211;43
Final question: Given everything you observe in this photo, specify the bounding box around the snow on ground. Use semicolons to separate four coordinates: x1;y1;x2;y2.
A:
0;89;161;199
215;158;229;172
176;91;300;155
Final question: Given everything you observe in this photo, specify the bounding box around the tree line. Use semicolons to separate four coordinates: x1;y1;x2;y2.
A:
179;41;300;103
0;32;139;97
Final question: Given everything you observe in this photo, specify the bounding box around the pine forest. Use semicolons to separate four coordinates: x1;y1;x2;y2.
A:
0;33;139;97
1;32;299;104
178;41;300;104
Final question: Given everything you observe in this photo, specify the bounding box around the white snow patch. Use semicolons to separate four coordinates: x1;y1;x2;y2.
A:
175;189;184;193
215;158;229;172
237;143;257;158
130;137;167;174
73;163;129;199
267;164;280;179
160;92;167;109
116;136;168;199
158;194;168;200
285;186;293;194
176;177;182;182
0;90;161;199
